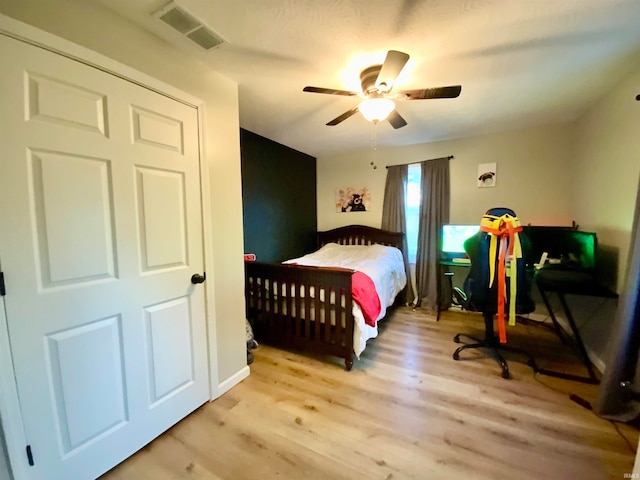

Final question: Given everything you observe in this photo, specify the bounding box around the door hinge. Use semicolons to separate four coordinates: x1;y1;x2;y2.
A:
26;445;34;466
0;272;5;296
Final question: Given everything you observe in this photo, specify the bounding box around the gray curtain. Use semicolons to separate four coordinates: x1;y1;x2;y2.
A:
381;164;415;305
415;157;450;311
595;173;640;421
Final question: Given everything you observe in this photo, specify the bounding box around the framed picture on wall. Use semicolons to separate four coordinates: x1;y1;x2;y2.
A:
336;187;371;212
477;162;497;188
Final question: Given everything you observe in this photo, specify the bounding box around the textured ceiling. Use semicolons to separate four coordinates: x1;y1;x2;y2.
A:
95;0;640;157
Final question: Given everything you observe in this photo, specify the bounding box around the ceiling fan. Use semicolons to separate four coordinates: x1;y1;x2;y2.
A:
303;50;461;129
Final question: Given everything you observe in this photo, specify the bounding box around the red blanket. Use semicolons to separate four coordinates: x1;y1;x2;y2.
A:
287;264;382;327
351;271;381;327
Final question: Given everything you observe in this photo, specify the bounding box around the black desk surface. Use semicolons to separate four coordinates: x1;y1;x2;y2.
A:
441;259;618;298
534;268;618;298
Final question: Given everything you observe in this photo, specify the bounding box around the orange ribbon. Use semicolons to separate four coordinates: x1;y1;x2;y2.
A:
480;214;523;343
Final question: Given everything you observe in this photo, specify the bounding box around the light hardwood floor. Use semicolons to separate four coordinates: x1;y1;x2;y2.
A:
101;307;638;480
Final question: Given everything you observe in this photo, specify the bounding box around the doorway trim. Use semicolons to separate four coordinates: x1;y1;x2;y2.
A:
0;13;220;479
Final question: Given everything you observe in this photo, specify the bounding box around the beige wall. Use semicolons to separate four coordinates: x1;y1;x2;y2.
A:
0;0;247;386
317;123;576;230
573;64;640;291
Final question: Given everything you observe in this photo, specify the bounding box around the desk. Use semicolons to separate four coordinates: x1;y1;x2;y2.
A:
535;268;618;384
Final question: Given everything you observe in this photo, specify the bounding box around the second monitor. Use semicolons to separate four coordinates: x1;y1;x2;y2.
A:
441;224;480;261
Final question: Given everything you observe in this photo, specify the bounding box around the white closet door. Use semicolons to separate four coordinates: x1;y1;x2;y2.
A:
0;34;209;480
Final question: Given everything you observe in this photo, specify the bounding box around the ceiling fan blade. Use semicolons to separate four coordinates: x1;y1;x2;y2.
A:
375;50;410;91
327;107;359;126
387;110;407;129
398;85;462;100
303;86;359;96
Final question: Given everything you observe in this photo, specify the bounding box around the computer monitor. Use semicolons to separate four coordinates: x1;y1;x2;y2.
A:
522;226;597;271
441;224;480;259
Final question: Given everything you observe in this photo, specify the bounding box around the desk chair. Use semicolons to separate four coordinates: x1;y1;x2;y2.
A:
452;208;537;379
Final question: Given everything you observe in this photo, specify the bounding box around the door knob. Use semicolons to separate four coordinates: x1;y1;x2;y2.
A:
191;273;206;284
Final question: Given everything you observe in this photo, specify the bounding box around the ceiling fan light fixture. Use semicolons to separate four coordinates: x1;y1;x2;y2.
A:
359;98;395;123
303;50;460;128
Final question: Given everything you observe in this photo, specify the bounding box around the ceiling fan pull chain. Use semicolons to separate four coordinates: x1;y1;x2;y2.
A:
370;123;379;170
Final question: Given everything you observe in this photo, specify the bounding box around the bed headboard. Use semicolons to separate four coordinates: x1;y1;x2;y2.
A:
317;225;404;250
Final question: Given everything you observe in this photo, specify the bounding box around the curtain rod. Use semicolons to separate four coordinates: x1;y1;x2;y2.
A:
385;155;454;169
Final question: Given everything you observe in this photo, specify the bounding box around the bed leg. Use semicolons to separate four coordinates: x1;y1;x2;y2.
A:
345;356;353;371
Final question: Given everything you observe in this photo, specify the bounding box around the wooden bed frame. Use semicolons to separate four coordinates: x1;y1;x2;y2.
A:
244;225;404;370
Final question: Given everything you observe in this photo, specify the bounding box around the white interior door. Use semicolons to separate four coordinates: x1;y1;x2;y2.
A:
0;35;209;480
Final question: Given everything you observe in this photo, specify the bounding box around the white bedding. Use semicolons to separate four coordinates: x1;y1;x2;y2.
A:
284;243;407;357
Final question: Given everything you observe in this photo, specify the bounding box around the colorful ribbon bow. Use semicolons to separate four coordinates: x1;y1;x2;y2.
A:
479;213;523;343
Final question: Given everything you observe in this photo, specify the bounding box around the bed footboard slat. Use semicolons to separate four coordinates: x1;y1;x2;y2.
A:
313;276;321;343
324;288;332;345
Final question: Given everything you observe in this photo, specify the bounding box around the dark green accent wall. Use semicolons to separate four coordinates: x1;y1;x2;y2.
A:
240;129;317;262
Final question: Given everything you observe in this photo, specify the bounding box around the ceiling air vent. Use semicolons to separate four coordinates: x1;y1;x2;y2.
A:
154;2;225;50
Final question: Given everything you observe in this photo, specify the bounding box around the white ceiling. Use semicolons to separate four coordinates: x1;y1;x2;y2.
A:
95;0;640;158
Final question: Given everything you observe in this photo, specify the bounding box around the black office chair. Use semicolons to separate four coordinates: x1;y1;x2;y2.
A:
452;207;538;379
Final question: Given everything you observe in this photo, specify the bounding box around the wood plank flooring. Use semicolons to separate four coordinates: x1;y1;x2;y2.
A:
100;307;638;480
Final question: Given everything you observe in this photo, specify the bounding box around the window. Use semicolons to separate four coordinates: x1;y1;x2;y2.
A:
405;163;421;263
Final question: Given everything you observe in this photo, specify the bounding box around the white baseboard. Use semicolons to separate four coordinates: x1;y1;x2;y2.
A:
526;311;550;323
587;348;606;374
212;365;250;400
